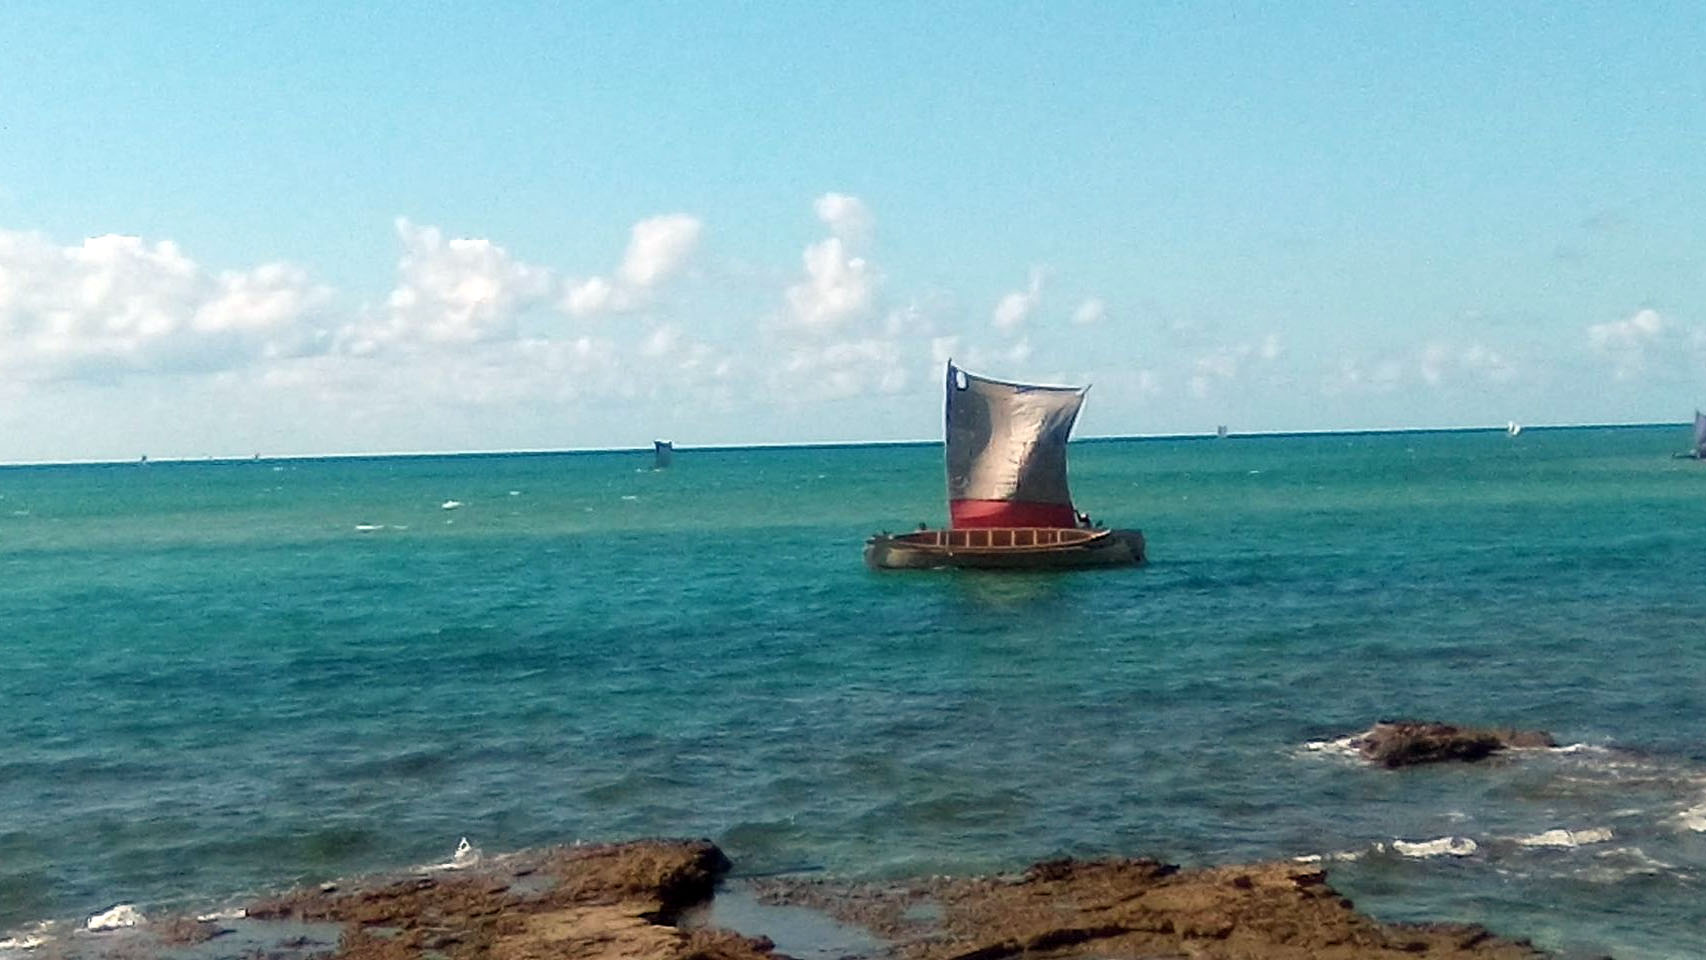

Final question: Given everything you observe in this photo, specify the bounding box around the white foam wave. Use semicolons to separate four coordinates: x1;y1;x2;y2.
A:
1391;836;1478;858
441;500;463;510
1292;844;1382;863
422;836;482;871
1594;846;1675;873
0;923;53;952
1299;736;1360;759
85;904;144;931
195;908;246;922
1513;827;1614;848
354;524;384;532
1675;801;1706;832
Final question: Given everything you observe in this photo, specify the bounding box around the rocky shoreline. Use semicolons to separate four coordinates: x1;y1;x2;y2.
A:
24;722;1592;959
49;836;1579;960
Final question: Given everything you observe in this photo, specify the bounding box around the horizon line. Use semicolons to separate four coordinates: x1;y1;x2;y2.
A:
0;419;1691;469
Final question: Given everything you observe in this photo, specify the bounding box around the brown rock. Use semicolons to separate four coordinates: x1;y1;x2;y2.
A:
153;916;225;945
754;856;1559;960
1350;721;1556;768
243;839;772;960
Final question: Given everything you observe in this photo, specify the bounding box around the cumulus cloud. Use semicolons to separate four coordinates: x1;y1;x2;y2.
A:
1186;335;1282;397
814;192;873;245
1323;356;1406;396
779;194;883;337
992;269;1044;333
617;214;703;289
784;236;877;334
350;218;553;353
1461;343;1515;382
1587;308;1668;379
564;213;703;318
1071;298;1106;326
563;276;615;317
1331;338;1518;397
0;228;332;381
780;337;909;399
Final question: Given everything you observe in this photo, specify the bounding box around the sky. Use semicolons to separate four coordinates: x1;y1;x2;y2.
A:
2;1;1703;461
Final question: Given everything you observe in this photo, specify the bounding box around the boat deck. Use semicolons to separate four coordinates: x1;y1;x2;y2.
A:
892;527;1103;550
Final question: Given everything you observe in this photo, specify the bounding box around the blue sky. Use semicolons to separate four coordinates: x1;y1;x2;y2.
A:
2;2;1703;460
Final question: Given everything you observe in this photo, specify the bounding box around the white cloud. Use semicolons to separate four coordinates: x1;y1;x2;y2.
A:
780;337;909;399
1324;356;1406;396
639;323;680;358
1587;308;1668;379
1185;335;1282;396
1461;343;1515;382
563;276;615;317
355;218;553;352
1071;297;1106;326
930;335;959;366
1420;342;1450;385
773;195;885;339
992;268;1044;333
617;214;703;289
783;236;877;334
0;228;332;381
564;213;703;318
814;192;873;245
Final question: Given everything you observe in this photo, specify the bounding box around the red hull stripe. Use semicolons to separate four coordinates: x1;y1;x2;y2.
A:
950;499;1078;529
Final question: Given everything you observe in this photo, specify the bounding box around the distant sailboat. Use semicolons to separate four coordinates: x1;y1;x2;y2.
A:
1506;421;1522;437
1675;411;1706;460
653;439;673;470
863;362;1144;569
1216;424;1229;439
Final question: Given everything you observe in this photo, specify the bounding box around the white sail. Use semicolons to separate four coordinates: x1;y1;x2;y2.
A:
944;362;1085;528
1694;411;1706;458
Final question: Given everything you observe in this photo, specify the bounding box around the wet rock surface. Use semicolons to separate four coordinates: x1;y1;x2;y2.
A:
243;839;776;960
86;839;1583;960
1350;721;1556;768
753;856;1556;959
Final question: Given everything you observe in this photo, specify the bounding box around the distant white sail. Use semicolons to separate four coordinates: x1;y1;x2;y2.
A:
1694;411;1706;458
944;362;1085;528
1507;421;1522;437
653;439;673;470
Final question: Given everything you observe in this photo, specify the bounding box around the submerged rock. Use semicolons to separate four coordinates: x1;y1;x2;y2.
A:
1350;721;1556;768
754;856;1557;959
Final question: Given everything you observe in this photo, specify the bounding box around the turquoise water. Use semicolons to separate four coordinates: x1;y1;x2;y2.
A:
2;428;1704;957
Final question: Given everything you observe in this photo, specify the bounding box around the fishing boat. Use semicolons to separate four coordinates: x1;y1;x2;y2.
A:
864;362;1145;570
1674;411;1706;460
653;439;673;470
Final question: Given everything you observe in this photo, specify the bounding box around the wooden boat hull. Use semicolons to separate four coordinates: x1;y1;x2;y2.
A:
864;527;1145;570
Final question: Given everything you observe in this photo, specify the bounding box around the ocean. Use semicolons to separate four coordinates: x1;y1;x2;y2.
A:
2;427;1703;958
